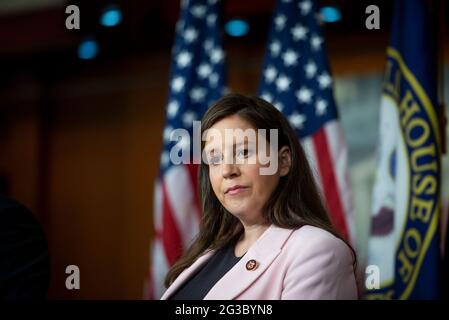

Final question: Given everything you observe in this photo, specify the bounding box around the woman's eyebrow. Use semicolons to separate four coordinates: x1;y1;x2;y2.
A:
205;140;251;153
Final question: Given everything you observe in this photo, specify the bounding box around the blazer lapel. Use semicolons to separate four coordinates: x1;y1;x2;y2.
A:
160;250;215;300
204;225;294;300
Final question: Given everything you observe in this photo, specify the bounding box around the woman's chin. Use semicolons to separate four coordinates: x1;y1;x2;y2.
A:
225;206;259;221
223;201;249;214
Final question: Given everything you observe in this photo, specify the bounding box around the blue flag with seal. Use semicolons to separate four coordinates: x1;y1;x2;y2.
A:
367;0;441;299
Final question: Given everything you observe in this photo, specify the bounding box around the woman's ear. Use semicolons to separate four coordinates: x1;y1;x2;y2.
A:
278;146;292;177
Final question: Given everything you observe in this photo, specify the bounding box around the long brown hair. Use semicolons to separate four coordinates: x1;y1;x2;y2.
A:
164;93;356;287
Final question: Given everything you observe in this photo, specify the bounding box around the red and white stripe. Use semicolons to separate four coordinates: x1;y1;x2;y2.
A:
144;164;201;299
301;120;355;243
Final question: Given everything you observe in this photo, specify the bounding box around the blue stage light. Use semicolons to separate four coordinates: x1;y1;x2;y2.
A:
100;5;122;27
320;6;341;23
78;38;98;60
224;19;249;37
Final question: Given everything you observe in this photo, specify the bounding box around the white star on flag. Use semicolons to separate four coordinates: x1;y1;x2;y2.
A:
273;100;284;111
291;24;308;41
171;76;185;92
209;73;219;87
210;48;224;63
299;0;312;15
264;66;278;83
184;27;198;43
276;74;291;92
204;39;214;51
288;112;306;129
197;63;212;78
167;100;180;118
163;126;173;142
191;5;206;18
315;99;328;115
182;111;197;127
296;87;313;104
311;35;323;51
176;51;192;68
282;49;299;66
190;87;207;103
270;41;281;57
175;20;184;33
261;92;273;103
317;72;332;89
274;14;287;31
304;60;317;78
207;14;217;26
160;151;170;168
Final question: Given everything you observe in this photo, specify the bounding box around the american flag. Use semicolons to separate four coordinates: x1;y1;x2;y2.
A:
258;0;354;242
144;0;226;299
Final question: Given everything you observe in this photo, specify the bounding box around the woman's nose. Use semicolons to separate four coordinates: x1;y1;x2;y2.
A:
221;162;240;179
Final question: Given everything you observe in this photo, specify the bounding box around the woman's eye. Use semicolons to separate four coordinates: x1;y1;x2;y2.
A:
237;149;251;158
209;156;222;165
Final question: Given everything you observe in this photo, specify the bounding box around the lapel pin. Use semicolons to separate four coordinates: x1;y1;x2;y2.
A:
246;259;258;271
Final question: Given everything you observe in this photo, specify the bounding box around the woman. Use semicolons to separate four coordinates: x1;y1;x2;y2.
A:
161;93;358;300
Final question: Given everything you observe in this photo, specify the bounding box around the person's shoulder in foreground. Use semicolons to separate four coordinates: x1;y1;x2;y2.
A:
279;224;358;300
0;194;50;300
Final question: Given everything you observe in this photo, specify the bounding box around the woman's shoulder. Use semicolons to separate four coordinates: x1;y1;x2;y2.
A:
279;225;355;274
287;225;352;256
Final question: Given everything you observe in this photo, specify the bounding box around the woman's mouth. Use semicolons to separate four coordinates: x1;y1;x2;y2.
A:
225;185;248;195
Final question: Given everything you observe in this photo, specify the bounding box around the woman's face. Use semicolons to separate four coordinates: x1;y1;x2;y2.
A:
204;115;291;225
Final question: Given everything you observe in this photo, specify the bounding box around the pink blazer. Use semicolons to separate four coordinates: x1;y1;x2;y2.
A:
161;224;358;300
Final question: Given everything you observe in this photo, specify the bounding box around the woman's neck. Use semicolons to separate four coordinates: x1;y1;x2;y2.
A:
234;222;270;257
241;223;270;243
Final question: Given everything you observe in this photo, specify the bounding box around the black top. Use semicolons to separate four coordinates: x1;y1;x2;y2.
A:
169;240;244;300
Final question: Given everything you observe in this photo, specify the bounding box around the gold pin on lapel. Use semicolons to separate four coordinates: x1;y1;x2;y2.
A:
246;259;258;271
